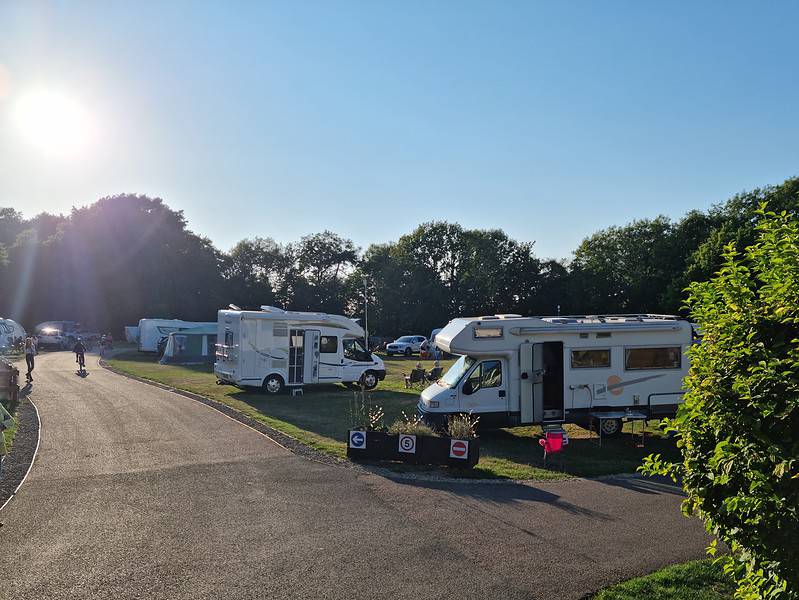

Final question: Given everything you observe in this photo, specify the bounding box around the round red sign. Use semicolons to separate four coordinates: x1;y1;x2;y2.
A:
451;440;467;457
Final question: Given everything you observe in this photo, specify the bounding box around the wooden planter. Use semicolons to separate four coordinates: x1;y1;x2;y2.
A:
346;430;480;468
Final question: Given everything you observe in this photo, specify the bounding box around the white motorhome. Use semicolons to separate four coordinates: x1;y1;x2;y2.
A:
0;318;26;351
214;306;386;393
419;314;694;435
137;319;216;352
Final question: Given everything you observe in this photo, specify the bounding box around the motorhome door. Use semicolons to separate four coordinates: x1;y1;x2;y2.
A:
520;343;544;423
288;329;306;384
304;330;320;384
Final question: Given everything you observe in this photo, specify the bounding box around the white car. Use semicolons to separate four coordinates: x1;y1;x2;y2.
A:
386;335;427;357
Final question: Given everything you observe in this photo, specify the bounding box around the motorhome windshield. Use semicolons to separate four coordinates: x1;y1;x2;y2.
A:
440;355;475;388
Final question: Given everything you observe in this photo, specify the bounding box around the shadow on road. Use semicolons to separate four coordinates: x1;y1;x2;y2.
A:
595;474;686;497
389;477;614;522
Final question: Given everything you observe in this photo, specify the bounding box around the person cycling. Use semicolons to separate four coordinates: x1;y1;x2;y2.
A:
73;338;86;371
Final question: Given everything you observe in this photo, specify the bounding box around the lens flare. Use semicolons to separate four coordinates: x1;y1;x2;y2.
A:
13;89;97;158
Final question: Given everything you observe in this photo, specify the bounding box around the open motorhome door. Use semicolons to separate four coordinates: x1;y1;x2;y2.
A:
304;330;320;384
519;343;544;423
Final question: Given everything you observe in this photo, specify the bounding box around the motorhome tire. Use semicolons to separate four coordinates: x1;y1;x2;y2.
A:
404;348;412;357
361;371;379;390
597;418;623;437
262;375;284;395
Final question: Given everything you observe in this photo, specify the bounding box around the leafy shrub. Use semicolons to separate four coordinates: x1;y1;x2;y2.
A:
446;413;479;439
642;208;799;599
388;411;438;437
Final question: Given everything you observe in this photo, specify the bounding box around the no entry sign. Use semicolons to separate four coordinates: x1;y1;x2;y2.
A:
398;434;416;454
449;439;469;459
349;430;366;449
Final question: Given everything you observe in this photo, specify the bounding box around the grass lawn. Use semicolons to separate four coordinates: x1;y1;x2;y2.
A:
593;560;734;600
107;351;681;480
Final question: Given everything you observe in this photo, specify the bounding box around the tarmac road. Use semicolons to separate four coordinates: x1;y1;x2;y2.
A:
0;351;711;599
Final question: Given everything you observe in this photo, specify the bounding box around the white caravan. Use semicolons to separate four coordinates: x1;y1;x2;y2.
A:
0;318;26;351
137;319;216;352
124;326;140;344
419;314;694;435
214;306;386;393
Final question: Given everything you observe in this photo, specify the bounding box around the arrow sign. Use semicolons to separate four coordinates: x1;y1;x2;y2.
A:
449;439;469;459
349;430;366;449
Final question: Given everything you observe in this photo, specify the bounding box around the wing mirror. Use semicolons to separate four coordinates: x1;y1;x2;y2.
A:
462;380;474;395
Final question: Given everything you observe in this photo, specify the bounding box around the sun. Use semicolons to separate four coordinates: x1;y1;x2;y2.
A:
13;89;97;159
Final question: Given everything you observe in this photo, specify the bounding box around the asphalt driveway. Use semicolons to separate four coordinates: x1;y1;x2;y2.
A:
0;351;711;599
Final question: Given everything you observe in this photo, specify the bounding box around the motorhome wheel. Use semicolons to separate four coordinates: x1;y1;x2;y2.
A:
361;371;378;390
599;418;623;437
263;375;284;395
404;347;412;357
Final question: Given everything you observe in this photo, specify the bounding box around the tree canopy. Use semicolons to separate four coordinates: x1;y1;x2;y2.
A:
0;177;796;338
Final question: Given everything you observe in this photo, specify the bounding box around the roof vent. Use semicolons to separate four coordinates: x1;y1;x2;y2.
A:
260;306;287;313
495;314;523;319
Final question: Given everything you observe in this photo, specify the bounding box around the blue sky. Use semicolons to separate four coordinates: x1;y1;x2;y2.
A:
0;1;797;259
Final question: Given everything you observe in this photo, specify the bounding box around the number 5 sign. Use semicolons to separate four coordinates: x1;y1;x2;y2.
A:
398;434;416;454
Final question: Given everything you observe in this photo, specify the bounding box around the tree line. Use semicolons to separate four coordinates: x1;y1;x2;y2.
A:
0;177;796;336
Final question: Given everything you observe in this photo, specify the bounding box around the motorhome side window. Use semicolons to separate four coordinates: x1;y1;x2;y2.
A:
571;349;610;368
625;347;682;370
466;360;502;392
320;336;338;353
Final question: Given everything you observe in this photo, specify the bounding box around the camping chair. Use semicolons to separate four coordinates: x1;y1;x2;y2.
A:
539;431;565;470
403;368;426;389
426;366;443;382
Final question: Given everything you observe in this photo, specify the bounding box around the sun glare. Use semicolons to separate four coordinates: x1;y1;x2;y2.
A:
13;89;97;159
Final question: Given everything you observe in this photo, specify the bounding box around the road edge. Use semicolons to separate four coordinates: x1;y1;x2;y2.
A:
98;358;354;470
0;397;41;513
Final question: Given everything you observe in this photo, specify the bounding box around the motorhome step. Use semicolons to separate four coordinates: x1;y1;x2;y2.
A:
291;387;304;397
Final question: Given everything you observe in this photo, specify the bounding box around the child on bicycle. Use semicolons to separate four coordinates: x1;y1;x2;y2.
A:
73;338;86;370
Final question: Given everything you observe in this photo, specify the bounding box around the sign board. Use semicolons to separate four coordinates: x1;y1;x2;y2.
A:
449;439;469;459
398;434;416;454
348;430;366;449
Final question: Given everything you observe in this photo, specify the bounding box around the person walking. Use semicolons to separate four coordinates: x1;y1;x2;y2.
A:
24;336;36;382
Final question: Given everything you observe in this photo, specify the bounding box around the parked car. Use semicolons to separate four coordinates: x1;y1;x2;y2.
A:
386;335;427;357
35;321;80;349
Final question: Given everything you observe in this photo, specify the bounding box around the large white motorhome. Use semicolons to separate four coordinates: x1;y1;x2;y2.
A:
214;306;386;393
419;314;695;435
137;319;216;352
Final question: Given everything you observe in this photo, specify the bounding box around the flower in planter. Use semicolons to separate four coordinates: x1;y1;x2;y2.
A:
446;413;479;439
388;411;438;437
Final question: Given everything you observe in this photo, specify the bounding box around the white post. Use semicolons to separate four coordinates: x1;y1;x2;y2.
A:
363;278;369;350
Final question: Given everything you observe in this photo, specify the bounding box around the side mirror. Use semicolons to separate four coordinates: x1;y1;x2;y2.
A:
462;380;474;395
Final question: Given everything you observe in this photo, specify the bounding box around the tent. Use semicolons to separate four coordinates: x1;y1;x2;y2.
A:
159;325;217;365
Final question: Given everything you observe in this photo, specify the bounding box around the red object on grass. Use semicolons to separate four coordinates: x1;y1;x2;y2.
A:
538;432;564;455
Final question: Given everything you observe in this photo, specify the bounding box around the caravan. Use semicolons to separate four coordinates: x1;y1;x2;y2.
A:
137;319;216;352
0;318;26;352
214;306;385;393
419;314;694;435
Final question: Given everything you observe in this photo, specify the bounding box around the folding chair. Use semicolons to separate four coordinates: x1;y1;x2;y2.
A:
403;368;426;389
539;431;565;470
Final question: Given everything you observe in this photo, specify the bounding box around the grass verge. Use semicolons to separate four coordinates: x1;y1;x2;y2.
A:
107;351;680;480
593;559;734;600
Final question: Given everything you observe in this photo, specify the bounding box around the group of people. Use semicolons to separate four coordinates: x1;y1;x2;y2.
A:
20;333;114;381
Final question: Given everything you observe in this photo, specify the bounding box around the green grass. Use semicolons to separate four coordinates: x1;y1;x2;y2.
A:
107;351;681;480
593;560;734;600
